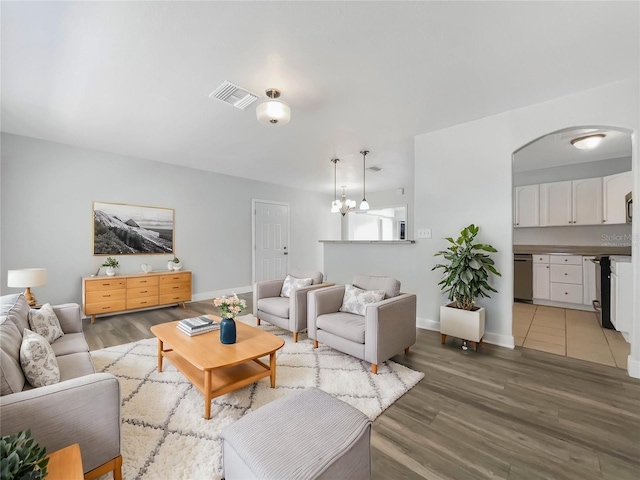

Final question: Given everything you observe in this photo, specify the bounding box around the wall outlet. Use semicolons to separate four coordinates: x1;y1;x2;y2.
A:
417;228;432;239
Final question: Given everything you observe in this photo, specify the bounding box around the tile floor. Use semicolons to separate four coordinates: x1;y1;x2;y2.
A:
513;302;630;368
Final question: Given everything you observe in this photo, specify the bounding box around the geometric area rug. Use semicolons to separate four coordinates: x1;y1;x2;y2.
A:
91;314;424;480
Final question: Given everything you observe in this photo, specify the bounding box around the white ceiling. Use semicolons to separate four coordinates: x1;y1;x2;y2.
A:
513;128;633;173
1;1;638;195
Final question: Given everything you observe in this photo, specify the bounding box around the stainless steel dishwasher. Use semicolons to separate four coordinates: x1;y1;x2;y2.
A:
514;254;533;302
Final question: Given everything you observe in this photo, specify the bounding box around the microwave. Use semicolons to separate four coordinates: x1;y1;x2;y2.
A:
626;192;633;223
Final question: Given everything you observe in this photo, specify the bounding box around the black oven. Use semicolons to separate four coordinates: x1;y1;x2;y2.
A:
592;256;614;329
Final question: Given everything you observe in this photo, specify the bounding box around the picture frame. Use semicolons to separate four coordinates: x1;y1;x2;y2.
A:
93;201;174;255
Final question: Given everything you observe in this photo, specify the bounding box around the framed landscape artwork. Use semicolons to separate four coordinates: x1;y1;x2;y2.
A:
93;201;174;255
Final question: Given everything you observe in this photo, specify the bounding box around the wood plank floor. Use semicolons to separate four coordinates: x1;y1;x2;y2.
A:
84;296;640;480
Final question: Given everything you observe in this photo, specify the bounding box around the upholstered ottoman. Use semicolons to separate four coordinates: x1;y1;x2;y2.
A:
222;388;372;480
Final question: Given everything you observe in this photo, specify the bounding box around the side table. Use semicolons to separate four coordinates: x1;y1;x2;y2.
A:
46;443;83;480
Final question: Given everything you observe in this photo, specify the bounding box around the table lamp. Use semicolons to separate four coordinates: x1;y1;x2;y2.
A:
7;268;47;307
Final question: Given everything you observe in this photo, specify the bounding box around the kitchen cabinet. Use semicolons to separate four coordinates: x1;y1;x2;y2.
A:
549;255;583;304
514;185;539;227
572;178;603;225
603;171;633;224
540;179;602;226
610;256;632;340
540;181;572;226
532;262;550;300
582;256;597;307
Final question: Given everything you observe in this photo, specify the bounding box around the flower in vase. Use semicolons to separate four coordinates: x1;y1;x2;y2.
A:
213;294;247;319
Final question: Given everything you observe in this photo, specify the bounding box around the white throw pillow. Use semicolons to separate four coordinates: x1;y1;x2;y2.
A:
20;329;61;388
28;303;64;344
339;284;386;316
280;275;313;298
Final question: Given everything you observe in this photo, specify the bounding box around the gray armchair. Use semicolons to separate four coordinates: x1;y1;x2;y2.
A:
254;270;333;342
307;275;417;374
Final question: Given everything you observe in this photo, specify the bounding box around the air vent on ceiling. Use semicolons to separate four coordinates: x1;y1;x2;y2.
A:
209;81;259;110
367;166;383;172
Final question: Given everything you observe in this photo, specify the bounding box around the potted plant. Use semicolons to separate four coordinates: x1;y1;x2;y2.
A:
0;429;49;480
168;257;182;271
101;257;119;277
432;224;501;351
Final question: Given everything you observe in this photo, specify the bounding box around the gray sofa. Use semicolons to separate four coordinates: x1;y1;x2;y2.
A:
254;270;333;342
307;275;417;374
0;293;122;480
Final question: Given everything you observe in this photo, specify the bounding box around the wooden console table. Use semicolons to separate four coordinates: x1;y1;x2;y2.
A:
47;443;83;480
82;271;192;323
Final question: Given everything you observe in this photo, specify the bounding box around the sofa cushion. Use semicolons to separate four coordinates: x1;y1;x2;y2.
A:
289;270;323;285
28;304;64;344
50;333;89;357
20;329;60;388
280;275;313;298
258;297;290;319
57;352;96;382
317;312;366;344
339;284;385;316
2;293;31;333
0;319;26;395
353;275;401;299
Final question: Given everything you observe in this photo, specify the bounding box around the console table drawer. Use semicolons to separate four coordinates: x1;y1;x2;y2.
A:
160;292;191;304
127;297;160;309
159;282;191;294
84;300;126;315
127;277;159;288
85;279;126;291
86;290;126;303
159;273;191;285
127;286;159;299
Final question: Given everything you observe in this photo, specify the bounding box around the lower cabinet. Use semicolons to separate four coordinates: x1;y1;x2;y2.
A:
532;263;550;300
531;254;594;310
83;271;192;323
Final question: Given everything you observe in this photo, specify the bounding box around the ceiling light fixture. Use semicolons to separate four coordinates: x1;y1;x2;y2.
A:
329;158;355;215
571;133;605;150
337;186;356;216
256;88;291;125
360;150;370;210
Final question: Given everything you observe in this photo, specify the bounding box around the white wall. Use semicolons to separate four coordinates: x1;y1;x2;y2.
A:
1;133;340;304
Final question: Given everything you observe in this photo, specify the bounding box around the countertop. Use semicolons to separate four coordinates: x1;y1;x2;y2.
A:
513;245;632;256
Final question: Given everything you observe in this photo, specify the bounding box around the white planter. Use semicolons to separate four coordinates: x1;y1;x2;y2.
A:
440;303;485;347
105;267;116;277
168;260;174;270
172;263;182;271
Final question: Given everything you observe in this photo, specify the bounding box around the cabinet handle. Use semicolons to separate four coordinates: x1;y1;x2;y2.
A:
565;292;568;295
102;306;111;310
516;223;519;225
546;266;549;269
104;294;111;297
141;301;147;305
564;273;568;276
141;290;147;293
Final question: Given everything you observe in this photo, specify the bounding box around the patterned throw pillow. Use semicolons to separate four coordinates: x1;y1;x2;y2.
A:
339;284;386;316
280;275;313;298
28;303;64;344
20;329;61;388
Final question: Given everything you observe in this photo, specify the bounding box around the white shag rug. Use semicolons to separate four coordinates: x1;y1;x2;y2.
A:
91;315;424;480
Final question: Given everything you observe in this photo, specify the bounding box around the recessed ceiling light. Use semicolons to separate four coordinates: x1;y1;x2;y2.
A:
571;133;605;150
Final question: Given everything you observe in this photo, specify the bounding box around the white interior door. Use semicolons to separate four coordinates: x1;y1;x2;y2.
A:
253;200;289;283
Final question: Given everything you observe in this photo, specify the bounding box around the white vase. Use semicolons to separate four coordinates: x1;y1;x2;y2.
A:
172;262;182;271
168;261;174;270
105;267;116;277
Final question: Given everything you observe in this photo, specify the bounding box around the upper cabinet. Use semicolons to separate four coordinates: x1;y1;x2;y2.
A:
514;185;539;227
603;171;633;224
515;173;627;228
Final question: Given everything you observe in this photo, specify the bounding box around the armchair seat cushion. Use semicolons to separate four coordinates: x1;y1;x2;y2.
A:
316;313;365;344
257;297;290;319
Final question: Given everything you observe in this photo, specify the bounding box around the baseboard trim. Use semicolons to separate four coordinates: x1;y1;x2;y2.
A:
627;355;640;379
192;285;253;302
416;317;515;349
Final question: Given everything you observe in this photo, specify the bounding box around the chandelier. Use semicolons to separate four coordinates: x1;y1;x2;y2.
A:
330;158;356;216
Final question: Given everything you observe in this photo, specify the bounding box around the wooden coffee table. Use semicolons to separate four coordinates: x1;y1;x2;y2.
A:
151;316;285;419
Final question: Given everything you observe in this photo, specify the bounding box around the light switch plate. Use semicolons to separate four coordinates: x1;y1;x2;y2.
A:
417;229;432;239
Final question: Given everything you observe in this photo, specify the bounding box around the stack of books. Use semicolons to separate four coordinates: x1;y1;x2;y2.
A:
177;316;220;336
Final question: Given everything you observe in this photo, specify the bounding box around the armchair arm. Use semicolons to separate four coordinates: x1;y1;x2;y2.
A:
307;285;345;339
0;373;121;474
52;303;83;334
364;294;417;365
289;283;335;331
253;279;285;315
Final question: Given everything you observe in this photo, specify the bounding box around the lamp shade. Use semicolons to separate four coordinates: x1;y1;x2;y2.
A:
256;100;291;125
7;268;47;288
